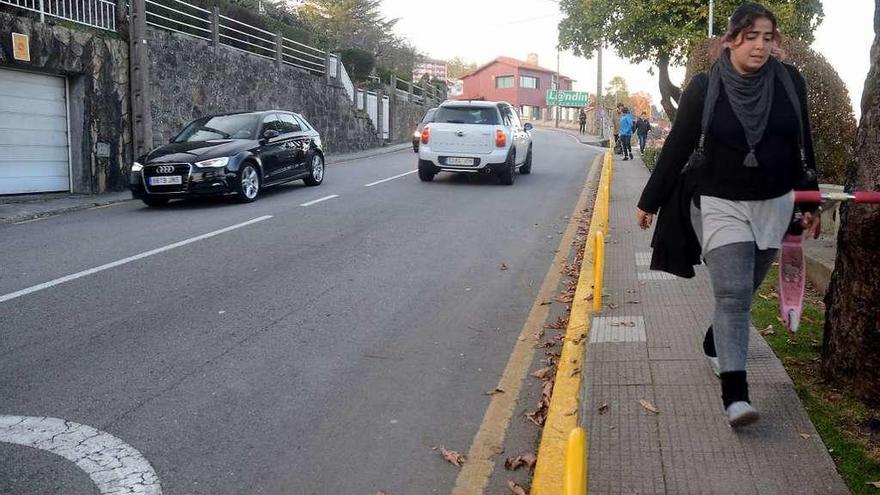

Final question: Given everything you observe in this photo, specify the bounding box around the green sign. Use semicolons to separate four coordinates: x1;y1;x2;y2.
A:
545;90;589;107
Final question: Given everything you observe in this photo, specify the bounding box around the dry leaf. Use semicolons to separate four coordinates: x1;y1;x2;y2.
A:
540;300;552;306
485;388;506;396
507;480;528;495
800;433;811;439
639;399;659;414
598;402;609;415
607;303;620;310
564;408;577;416
530;367;552;379
760;325;776;336
570;367;582;377
585;293;594;301
517;336;527;341
533;329;545;341
866;481;880;488
500;262;509;271
433;445;466;467
621;321;636;327
491;445;505;456
626;300;641;304
504;453;537;471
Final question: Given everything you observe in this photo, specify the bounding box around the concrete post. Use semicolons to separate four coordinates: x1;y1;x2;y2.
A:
324;51;331;86
376;89;384;143
407;80;413;102
335;53;342;80
390;75;397;102
275;32;283;66
128;0;153;158
211;7;219;55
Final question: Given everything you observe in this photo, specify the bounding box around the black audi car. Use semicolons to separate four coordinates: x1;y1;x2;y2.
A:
130;110;325;206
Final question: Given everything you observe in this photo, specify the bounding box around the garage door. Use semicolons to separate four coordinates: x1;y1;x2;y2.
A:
0;68;70;195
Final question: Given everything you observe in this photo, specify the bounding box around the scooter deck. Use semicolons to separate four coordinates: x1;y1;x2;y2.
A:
779;233;805;332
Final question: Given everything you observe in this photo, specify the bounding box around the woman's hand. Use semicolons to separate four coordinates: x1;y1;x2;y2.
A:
801;210;822;239
637;208;654;230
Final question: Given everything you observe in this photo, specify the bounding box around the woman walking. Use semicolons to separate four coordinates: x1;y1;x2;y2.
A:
635;2;821;426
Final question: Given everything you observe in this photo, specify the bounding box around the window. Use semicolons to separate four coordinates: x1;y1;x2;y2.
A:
294;114;313;131
434;106;500;125
173;114;261;142
499;106;513;126
520;76;539;89
278;114;302;134
421;108;437;124
495;75;514;89
260;114;284;135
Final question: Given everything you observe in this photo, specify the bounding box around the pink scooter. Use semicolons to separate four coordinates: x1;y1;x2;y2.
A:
780;191;880;332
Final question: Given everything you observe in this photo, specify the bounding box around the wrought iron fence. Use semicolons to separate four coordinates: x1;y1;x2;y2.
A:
0;0;116;31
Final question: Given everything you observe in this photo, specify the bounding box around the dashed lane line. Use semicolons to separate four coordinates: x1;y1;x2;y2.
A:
364;170;418;187
0;215;273;304
299;195;339;207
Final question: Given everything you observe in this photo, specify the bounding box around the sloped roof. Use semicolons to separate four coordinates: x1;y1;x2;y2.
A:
461;56;573;80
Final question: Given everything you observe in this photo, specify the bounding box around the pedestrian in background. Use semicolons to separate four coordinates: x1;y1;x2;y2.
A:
635;2;820;427
578;108;587;134
635;112;652;153
612;103;623;154
619;107;634;160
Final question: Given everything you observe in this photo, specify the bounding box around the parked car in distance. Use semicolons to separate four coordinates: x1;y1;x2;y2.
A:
412;107;437;152
416;101;533;185
130;110;324;206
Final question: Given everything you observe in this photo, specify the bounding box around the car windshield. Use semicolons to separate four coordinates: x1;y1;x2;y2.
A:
173;114;261;142
433;106;499;125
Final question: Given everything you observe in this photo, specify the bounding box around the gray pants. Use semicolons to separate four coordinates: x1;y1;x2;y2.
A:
704;242;777;373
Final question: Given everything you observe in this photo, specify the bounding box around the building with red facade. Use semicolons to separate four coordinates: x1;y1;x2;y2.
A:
456;55;574;120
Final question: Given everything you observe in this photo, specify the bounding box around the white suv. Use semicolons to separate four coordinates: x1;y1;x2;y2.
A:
417;101;533;185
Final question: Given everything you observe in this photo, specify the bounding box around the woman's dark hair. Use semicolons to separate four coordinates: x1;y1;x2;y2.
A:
724;2;782;45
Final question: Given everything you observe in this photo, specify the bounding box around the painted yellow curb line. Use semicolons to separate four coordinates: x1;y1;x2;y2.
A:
531;151;612;495
450;153;604;495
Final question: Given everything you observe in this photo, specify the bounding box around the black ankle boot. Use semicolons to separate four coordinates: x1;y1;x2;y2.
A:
720;371;750;408
703;325;716;357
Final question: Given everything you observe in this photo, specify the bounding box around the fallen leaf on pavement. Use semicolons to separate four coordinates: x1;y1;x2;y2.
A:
570;367;582;377
585;293;594;301
491;446;505;456
621;321;636;327
626;289;637;294
564;408;577;416
533;329;545;341
504;453;537;471
626;300;641;304
607;303;620;310
432;445;466;467
800;433;811;439
530;367;552;379
639;399;659;414
598;402;609;415
540;300;552;306
485;388;506;396
760;325;776;336
866;481;880;488
517;336;527;341
507;480;528;495
500;262;509;271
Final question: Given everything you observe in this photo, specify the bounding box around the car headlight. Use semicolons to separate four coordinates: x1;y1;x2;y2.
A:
131;162;143;172
195;157;230;168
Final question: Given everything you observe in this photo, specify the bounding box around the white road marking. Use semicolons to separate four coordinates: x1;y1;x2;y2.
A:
300;194;339;206
0;215;273;304
0;415;162;494
13;215;56;225
364;170;417;187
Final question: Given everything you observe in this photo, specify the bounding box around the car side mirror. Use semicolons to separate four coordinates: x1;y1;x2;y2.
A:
523;123;533;131
261;129;280;142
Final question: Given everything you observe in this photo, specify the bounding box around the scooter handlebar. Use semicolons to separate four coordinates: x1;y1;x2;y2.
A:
793;190;880;204
854;192;880;204
793;191;823;203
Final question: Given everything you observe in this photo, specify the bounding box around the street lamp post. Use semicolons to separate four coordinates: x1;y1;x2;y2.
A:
708;0;714;37
555;47;560;129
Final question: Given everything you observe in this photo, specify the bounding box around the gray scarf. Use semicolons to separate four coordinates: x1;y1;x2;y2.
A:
712;49;777;167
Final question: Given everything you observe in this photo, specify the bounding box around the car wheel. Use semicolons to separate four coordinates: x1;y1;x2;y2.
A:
142;196;169;207
497;151;516;186
520;146;533;174
418;159;435;182
236;163;260;202
304;153;324;186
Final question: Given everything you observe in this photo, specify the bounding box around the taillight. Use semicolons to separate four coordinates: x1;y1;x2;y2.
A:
495;129;507;148
421;126;430;145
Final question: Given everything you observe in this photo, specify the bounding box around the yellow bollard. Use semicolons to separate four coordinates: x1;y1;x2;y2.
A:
564;427;587;495
593;230;605;312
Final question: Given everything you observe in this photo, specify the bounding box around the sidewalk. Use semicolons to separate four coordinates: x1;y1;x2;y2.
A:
0;143;411;224
579;152;848;494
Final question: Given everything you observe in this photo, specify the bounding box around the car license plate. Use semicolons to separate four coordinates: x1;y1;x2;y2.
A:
447;157;475;166
149;176;182;186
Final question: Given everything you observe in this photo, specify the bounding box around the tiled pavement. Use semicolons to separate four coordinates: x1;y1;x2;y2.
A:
579;152;849;494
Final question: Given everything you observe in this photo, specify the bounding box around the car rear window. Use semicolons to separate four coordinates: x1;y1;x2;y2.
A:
433;106;500;125
421;108;437;124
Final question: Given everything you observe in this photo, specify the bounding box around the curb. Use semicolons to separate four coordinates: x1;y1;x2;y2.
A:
805;254;833;294
531;151;607;494
326;142;411;164
0;195;133;224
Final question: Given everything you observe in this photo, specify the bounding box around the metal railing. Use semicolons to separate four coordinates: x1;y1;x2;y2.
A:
143;0;326;74
1;0;117;31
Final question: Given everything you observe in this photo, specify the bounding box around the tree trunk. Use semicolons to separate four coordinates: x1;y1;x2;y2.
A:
822;0;880;405
658;52;682;121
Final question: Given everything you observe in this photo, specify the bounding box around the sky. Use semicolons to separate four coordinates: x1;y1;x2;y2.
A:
381;0;875;118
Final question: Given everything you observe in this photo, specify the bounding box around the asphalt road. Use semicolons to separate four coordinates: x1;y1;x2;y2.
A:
0;128;598;495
